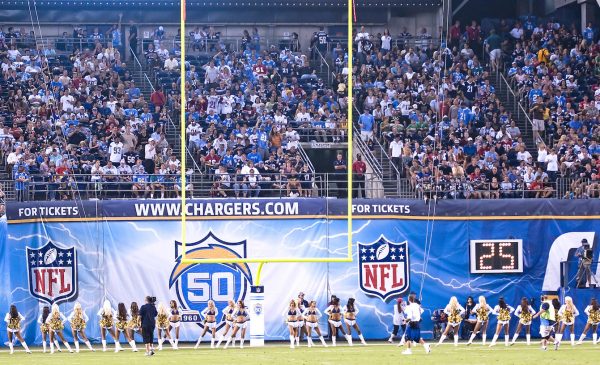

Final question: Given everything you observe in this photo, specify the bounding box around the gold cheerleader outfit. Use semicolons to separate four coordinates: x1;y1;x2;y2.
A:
99;313;114;329
7;317;21;333
49;313;64;331
519;310;533;325
562;309;574;325
156;313;169;329
128;316;141;331
476;307;489;322
71;314;87;331
448;309;462;325
115;316;128;332
587;309;600;325
497;308;511;323
40;322;50;334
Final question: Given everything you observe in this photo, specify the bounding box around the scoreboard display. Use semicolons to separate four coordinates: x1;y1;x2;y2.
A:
469;239;523;274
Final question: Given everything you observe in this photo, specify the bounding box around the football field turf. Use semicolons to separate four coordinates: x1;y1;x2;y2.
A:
0;341;598;364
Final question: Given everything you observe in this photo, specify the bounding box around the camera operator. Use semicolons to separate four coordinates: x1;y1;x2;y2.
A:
139;296;158;356
575;239;593;288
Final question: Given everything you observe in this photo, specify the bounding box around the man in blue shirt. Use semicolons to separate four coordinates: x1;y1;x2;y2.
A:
247;148;262;164
14;165;29;202
528;83;543;105
583;22;594;43
359;109;375;143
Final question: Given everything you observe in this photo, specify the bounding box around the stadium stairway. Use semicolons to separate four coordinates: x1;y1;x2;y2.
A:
490;69;538;160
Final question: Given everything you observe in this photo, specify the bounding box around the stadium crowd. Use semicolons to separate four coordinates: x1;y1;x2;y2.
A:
352;19;599;199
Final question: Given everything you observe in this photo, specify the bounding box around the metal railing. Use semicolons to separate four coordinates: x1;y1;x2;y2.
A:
313;46;332;85
493;61;534;138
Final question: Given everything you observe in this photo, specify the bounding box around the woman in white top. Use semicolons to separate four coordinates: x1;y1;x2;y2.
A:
283;299;302;348
195;300;219;349
577;298;600;345
467;295;493;345
97;300;121;352
537;143;548;166
47;303;73;353
388;298;406;344
510;297;536;345
223;300;250;349
489;298;514;347
324;297;352;346
555;296;580;347
4;304;31;354
302;300;328;347
68;302;95;352
343;298;367;345
215;300;236;348
437;296;465;347
381;29;392;54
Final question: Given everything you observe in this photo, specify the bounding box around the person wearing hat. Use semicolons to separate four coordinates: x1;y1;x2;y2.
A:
575;238;594;288
389;297;407;344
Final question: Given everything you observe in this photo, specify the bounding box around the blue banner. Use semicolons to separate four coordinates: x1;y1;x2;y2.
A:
2;199;600;344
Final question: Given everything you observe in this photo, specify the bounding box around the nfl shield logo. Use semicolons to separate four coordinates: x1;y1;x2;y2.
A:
26;241;78;305
358;236;409;301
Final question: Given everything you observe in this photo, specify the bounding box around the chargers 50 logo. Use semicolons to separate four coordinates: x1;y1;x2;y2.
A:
358;236;409;301
169;232;252;328
26;241;78;305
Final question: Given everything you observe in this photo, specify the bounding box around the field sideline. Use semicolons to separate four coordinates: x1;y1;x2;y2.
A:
0;341;598;364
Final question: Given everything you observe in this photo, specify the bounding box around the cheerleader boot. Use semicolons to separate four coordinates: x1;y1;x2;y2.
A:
54;340;62;352
168;338;176;349
50;341;55;354
22;342;31;354
194;336;202;349
307;337;313;348
101;340;107;352
215;334;224;348
63;341;73;353
232;336;237;347
504;335;509;346
74;340;80;353
210;337;215;349
239;338;245;349
345;334;353;346
482;334;487;345
399;334;406;346
42;341;47;353
577;333;586;344
453;335;459;347
388;334;394;343
570;334;575;346
554;333;562;350
510;333;519;345
175;339;179;349
488;334;499;347
359;334;367;345
331;337;336;347
114;341;121;353
467;332;476;345
289;335;295;349
85;340;94;351
592;333;598;345
526;334;531;345
129;340;138;352
295;336;300;347
223;335;232;349
319;336;328;347
8;341;14;354
437;334;446;346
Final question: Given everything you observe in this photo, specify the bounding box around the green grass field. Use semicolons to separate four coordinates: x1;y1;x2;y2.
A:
0;342;598;364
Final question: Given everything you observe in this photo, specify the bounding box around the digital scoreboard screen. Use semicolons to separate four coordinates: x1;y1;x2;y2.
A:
469;240;523;274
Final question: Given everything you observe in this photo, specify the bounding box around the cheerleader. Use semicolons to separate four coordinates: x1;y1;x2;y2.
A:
324;297;352;346
168;300;181;349
555;296;580;347
97;300;121;352
302;300;328;347
489;297;514;347
224;300;250;349
467;295;493;345
38;306;51;353
437;296;465;347
284;299;302;348
115;302;138;351
156;302;176;350
344;298;367;345
511;297;536;345
68;302;95;352
4;305;31;354
195;300;219;349
47;303;73;353
388;298;406;344
577;298;600;345
215;300;237;348
127;302;142;344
